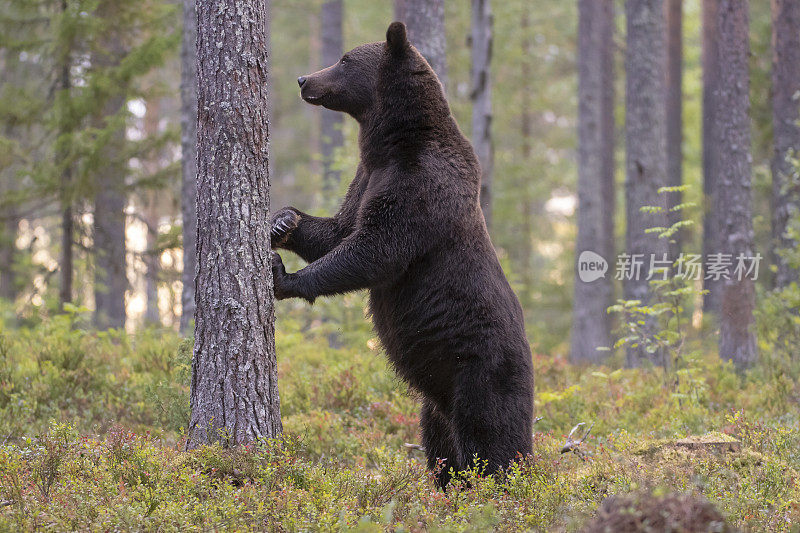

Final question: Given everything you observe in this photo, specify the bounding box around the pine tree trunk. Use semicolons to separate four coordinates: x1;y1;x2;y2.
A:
58;0;73;308
571;0;615;363
320;0;344;192
143;97;162;326
394;0;447;90
471;0;493;230
702;0;721;312
92;24;128;330
180;0;198;335
665;0;683;259
187;0;281;448
624;0;669;367
715;0;757;368
771;0;800;288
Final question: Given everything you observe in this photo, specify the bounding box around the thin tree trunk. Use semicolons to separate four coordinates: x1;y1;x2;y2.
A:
58;0;73;308
715;0;757;368
519;10;533;304
702;0;721;312
771;0;800;288
188;0;281;448
394;0;447;90
665;0;683;259
471;0;493;230
571;0;615;363
180;0;198;335
624;0;669;367
0;209;18;302
320;0;344;192
143;97;162;326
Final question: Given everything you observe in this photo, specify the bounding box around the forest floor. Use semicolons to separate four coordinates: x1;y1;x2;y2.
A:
0;304;798;531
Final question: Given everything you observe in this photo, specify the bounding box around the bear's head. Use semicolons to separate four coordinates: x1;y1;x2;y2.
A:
296;22;438;123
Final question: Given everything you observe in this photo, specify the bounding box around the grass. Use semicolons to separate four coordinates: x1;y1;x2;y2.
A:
0;300;799;531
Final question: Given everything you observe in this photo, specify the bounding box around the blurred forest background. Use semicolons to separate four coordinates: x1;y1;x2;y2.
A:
1;0;800;530
0;0;794;358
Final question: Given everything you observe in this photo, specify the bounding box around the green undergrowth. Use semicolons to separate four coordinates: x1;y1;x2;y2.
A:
0;302;798;531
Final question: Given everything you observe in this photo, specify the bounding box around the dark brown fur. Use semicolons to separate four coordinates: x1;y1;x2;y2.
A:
271;22;534;487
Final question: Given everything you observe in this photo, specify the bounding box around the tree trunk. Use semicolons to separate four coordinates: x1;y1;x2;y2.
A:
92;24;128;330
519;10;533;304
394;0;447;90
624;0;669;367
702;0;721;312
571;0;615;363
665;0;683;259
0;210;18;302
188;0;281;448
93;124;128;330
771;0;800;288
143;97;162;327
58;0;73;309
180;0;198;335
471;0;493;230
320;0;344;192
715;0;757;368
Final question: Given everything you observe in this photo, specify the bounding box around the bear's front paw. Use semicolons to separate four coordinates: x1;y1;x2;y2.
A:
270;207;300;248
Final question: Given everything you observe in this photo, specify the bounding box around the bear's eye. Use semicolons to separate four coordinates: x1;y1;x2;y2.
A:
340;56;348;64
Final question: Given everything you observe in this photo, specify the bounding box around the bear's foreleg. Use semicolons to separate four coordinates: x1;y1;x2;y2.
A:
271;207;351;263
271;221;415;302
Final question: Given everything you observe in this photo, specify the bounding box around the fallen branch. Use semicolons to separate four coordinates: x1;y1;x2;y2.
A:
560;422;594;461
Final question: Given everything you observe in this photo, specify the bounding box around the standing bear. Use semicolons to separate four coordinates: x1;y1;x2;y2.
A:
271;22;534;488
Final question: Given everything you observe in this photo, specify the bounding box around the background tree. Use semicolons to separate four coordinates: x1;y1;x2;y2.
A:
471;0;493;229
666;0;683;258
91;4;130;330
771;0;800;288
715;0;757;367
394;0;447;89
188;0;281;448
702;0;721;312
570;0;614;363
624;0;669;366
320;0;344;192
180;0;198;334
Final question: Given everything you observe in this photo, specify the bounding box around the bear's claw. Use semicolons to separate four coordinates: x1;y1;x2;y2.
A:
270;208;300;247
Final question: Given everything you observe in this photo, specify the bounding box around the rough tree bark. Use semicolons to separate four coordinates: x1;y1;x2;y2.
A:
666;0;683;258
771;0;800;288
571;0;615;363
702;0;721;312
92;16;128;330
320;0;344;192
180;0;198;335
715;0;757;368
394;0;447;90
625;0;669;367
187;0;281;448
471;0;493;230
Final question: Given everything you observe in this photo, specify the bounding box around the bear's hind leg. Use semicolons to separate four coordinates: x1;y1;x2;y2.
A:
452;368;533;481
420;400;461;489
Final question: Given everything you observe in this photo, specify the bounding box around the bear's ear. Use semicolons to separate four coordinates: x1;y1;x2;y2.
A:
386;21;408;55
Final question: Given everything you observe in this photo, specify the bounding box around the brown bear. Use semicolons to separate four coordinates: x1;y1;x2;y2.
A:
270;22;534;488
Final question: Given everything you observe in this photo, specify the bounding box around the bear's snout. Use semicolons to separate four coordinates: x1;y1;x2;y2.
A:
297;76;306;88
